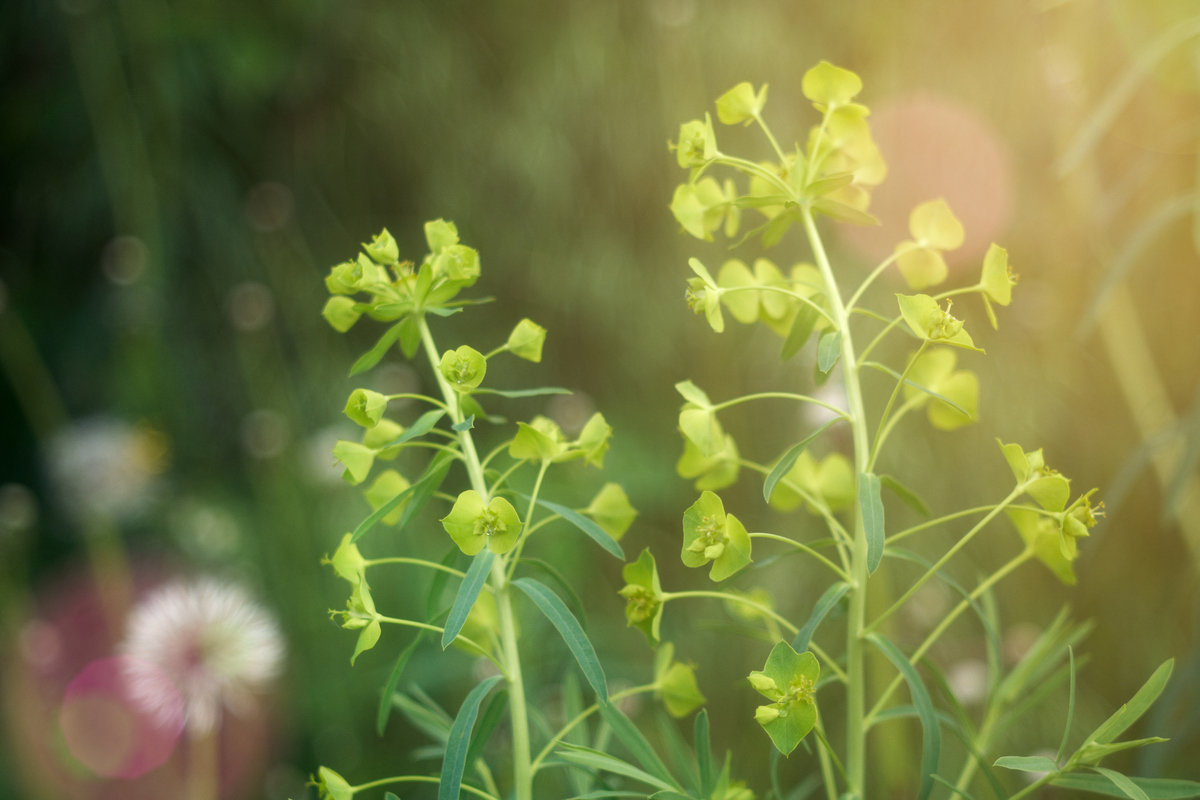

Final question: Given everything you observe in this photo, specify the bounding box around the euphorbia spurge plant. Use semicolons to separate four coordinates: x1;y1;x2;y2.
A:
309;61;1198;800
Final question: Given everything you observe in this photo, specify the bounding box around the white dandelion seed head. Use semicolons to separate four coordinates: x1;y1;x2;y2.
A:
119;577;285;734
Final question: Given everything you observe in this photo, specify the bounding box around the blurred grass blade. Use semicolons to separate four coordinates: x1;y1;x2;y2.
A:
868;632;940;800
596;703;679;789
694;709;713;799
438;674;503;800
1057;645;1077;763
376;632;426;736
514;577;608;703
1051;773;1200;799
442;550;494;649
555;743;674;792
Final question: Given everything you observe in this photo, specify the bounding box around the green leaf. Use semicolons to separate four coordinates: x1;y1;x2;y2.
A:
994;755;1059;773
878;474;931;516
351;619;381;665
556;743;674;792
441;550;494;649
674;380;712;408
398;314;422;358
780;294;823;361
817;330;842;373
517;557;588;628
802;60;863;107
1051;773;1200;799
376;632;426;735
531;496;625;559
694;709;713;799
350;450;452;542
715;81;766;125
763;418;840;503
1093;767;1152;800
867;633;940;800
465;688;508;768
513;577;608;703
377;408;447;450
452;415;475;432
811;195;879;226
438;674;504;800
1058;645;1078;762
597;702;679;788
350;322;405;376
1084;659;1174;746
860;472;885;574
792;581;849;653
397;450;454;531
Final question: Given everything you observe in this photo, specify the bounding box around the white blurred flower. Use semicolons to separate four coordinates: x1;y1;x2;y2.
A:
46;417;168;523
120;578;284;734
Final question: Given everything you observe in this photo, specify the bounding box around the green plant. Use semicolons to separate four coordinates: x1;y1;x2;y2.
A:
308;62;1199;800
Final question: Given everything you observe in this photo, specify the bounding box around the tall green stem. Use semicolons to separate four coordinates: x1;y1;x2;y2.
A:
801;206;871;798
418;316;533;800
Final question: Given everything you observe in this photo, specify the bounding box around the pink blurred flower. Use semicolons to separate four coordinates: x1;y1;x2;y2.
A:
119;578;284;734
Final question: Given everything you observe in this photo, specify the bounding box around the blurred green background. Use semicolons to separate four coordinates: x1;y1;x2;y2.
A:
2;0;1199;798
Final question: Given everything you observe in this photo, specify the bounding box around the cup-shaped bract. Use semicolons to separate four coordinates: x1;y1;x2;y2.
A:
344;388;389;428
439;345;487;393
749;641;820;754
585;483;638;540
619;548;664;646
715;81;768;126
441;490;523;556
506;318;546;362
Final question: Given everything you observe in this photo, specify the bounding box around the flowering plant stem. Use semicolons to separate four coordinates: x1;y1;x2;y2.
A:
417;315;535;800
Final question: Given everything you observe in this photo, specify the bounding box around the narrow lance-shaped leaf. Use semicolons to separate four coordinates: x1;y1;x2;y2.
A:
1051;773;1200;799
763;418;841;503
694;709;714;799
465;688;509;769
868;633;940;800
377;408;447;450
350;322;405;376
994;755;1060;773
377;632;426;735
780;294;823;361
513;577;608;703
860;472;885;574
1093;766;1152;800
597;702;680;789
817;330;842;373
442;550;495;649
438;674;504;800
554;744;674;792
793;581;849;652
1084;659;1174;747
530;496;625;559
351;450;454;543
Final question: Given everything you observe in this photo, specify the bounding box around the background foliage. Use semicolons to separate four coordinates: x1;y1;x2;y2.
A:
2;1;1198;797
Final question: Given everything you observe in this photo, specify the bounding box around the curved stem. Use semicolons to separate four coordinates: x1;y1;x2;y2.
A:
506;459;550;581
845;244;917;313
736;459;853;559
376;616;503;672
713;390;848;419
364;556;469;581
352;774;500;800
801;205;872;798
529;683;658;776
714;152;795;196
721;285;837;327
863;485;1024;636
754;112;789;164
864;548;1033;727
868;342;927;469
749;532;850;581
857;315;905;366
418;317;533;800
386;392;448;409
663;590;799;635
868;395;923;470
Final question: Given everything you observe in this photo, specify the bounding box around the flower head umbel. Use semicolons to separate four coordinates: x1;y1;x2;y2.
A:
119;578;285;734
